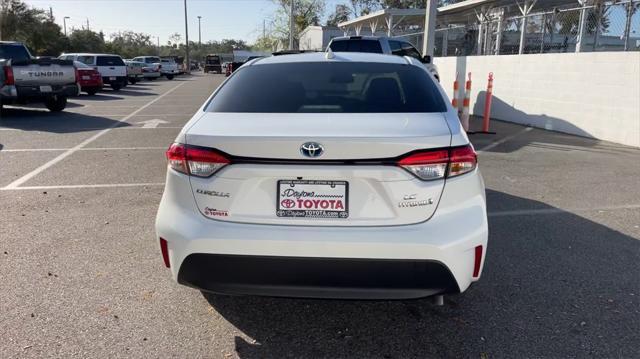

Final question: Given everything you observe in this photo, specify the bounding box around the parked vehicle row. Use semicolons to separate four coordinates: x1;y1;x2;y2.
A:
1;41;193;112
1;41;77;112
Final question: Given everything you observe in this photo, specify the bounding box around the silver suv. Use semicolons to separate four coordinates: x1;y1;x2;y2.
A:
327;36;439;81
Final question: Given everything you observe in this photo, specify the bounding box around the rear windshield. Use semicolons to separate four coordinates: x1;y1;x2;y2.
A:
206;56;220;63
329;40;383;53
0;44;32;62
143;57;160;63
207;62;446;113
97;56;125;66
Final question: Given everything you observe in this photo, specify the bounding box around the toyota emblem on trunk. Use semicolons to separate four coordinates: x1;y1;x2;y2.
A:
300;142;324;158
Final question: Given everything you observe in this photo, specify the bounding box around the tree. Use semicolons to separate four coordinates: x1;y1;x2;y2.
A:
327;4;351;26
348;0;380;16
106;31;156;58
269;0;325;48
0;0;68;55
68;29;105;53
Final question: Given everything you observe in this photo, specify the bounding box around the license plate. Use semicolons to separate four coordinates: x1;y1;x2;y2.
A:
39;85;52;93
82;75;91;80
277;180;349;219
109;77;116;81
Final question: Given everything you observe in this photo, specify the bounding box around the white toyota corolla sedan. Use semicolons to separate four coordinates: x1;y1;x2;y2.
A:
155;52;488;300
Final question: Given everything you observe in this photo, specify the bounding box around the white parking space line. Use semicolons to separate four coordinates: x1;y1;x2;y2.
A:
0;126;184;132
2;82;186;190
477;127;534;153
0;183;165;191
489;204;640;217
1;147;166;153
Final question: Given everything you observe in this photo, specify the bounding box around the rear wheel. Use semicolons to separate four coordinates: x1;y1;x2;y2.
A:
45;96;67;112
166;74;174;80
111;82;121;91
149;77;157;81
86;88;98;96
129;78;137;84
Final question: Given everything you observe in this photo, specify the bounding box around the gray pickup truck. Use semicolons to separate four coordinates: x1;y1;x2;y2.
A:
1;41;78;112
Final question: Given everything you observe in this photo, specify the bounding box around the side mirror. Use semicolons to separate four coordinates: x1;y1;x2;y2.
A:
421;55;432;64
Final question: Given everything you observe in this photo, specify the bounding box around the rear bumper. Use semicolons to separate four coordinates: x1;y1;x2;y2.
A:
2;83;78;101
102;76;126;84
142;72;161;78
179;254;459;299
156;169;488;299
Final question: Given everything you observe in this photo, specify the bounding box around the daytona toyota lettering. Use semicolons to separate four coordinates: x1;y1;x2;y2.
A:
277;180;348;218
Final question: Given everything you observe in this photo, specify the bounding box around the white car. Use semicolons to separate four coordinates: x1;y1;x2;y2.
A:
160;58;179;80
131;56;162;80
155;52;487;300
59;53;127;90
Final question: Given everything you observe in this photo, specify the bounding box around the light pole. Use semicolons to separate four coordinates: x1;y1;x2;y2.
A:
289;0;294;50
63;16;70;36
197;16;202;45
183;0;190;74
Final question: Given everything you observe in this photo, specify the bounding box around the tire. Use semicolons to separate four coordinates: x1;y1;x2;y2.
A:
86;88;98;96
166;74;174;80
149;77;157;81
111;83;121;91
45;96;67;112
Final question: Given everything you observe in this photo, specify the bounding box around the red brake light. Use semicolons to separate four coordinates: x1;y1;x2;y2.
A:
448;145;477;177
74;67;80;83
3;66;15;85
165;143;230;177
397;145;477;180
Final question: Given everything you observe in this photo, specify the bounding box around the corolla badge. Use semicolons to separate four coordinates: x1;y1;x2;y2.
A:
300;142;324;158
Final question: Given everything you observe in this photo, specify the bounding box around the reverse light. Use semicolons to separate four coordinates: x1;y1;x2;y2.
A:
165;143;230;177
397;145;477;180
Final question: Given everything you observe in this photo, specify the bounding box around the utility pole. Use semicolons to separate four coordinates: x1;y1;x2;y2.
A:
421;0;437;58
289;0;295;50
263;19;266;39
184;0;190;74
86;18;90;31
63;16;70;36
157;36;160;55
197;16;202;45
49;7;53;21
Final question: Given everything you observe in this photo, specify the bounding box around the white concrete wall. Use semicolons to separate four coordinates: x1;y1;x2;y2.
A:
434;52;640;147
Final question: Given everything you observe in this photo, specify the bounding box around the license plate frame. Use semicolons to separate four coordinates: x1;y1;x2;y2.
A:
39;85;52;93
276;180;349;219
109;76;116;81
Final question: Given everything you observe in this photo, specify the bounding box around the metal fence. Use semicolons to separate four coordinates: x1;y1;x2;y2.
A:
433;0;640;56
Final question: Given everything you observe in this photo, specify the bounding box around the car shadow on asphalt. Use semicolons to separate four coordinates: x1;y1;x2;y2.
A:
0;108;130;133
202;190;639;358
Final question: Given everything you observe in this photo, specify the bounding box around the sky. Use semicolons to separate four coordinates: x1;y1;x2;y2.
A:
24;0;347;45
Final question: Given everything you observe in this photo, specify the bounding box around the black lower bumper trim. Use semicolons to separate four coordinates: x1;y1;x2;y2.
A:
178;254;460;300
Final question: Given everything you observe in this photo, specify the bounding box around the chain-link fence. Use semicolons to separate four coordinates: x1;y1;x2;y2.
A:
434;0;640;56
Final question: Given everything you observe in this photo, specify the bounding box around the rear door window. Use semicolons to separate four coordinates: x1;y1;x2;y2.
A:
77;56;95;65
329;40;383;53
96;56;125;66
0;44;32;62
207;62;445;113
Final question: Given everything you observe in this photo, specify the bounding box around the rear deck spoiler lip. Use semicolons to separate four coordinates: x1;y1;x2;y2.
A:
179;143;470;166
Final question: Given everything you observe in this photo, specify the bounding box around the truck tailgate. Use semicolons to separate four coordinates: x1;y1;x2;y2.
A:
12;59;76;86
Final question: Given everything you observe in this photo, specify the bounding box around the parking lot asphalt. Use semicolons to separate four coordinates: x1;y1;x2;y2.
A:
1;73;638;358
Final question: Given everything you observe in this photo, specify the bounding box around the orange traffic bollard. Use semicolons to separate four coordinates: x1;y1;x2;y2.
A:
481;72;494;133
460;72;472;131
451;72;460;113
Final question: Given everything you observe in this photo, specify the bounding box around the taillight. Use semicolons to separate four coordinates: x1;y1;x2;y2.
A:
74;67;80;83
165;143;230;177
3;66;15;85
448;145;477;177
397;144;477;180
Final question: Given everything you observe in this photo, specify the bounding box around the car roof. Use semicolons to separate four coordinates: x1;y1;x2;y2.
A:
252;51;410;66
62;53;123;57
